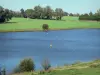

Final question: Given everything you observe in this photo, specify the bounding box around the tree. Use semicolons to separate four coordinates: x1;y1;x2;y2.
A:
64;12;68;16
76;13;80;16
89;11;93;16
4;9;11;21
55;8;64;20
0;6;4;16
96;9;100;16
69;13;73;16
0;6;5;23
19;58;35;72
59;8;64;20
0;6;12;23
20;8;26;18
34;5;43;19
42;24;49;31
45;6;53;19
25;9;34;19
84;13;89;16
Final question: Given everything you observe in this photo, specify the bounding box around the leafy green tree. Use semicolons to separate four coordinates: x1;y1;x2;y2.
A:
4;9;11;21
55;8;64;20
69;13;74;16
34;5;43;19
64;12;68;16
0;6;12;23
25;9;34;19
0;6;4;16
19;58;35;72
45;6;53;19
20;8;26;18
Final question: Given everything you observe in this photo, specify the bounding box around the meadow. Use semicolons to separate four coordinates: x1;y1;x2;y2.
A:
0;16;100;32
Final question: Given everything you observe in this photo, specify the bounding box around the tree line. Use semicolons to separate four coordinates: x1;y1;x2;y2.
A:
20;5;65;20
79;9;100;21
0;5;100;23
0;5;81;23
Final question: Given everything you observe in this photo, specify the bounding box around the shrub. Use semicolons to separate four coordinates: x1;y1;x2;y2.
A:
89;63;100;68
41;59;51;71
79;15;100;21
19;58;35;72
42;24;49;31
72;61;81;65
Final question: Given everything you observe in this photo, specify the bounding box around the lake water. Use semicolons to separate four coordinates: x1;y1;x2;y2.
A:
0;29;100;74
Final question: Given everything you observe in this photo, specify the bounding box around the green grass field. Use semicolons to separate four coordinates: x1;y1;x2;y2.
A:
12;60;100;75
0;16;100;32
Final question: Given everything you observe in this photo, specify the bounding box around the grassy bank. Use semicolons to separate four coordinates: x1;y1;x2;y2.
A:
0;16;100;32
12;60;100;75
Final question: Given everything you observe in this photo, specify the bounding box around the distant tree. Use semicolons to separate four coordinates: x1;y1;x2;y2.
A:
64;12;68;16
55;8;64;20
0;6;5;23
69;13;73;16
76;13;80;16
0;6;13;23
84;13;89;16
45;6;53;19
73;13;80;17
52;11;57;19
34;5;43;19
20;8;26;18
0;6;4;16
13;11;22;17
25;9;34;19
89;11;93;16
4;9;11;21
59;8;64;20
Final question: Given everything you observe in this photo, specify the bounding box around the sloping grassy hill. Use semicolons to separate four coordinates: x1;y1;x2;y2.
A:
0;16;100;32
12;60;100;75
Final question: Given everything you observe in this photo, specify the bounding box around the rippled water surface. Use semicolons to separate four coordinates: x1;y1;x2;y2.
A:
0;29;100;73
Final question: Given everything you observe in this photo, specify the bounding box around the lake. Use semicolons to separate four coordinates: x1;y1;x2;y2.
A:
0;29;100;74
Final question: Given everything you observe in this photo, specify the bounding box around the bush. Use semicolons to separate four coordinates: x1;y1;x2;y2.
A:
79;15;100;21
72;61;81;65
89;63;100;68
41;59;51;71
42;24;49;31
19;58;35;72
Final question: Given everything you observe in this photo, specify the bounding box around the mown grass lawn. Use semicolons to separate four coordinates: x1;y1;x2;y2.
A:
0;16;100;32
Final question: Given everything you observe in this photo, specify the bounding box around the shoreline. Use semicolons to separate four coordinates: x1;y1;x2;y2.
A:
0;27;100;33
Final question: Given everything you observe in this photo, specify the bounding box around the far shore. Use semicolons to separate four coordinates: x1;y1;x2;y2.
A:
0;27;100;33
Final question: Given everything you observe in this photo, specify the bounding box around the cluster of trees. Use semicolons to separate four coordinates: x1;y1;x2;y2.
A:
1;5;100;23
79;9;100;21
0;6;13;23
13;58;51;74
20;6;80;20
20;5;65;20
